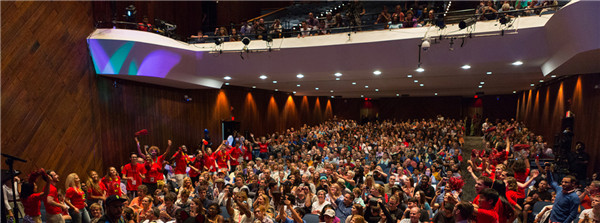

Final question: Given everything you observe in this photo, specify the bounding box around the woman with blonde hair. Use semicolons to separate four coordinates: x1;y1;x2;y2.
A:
64;173;90;223
178;177;195;199
136;195;154;222
85;171;106;206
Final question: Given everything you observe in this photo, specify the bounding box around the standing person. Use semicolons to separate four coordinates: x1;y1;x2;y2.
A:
171;146;190;187
86;171;106;207
122;153;146;199
250;133;271;160
97;195;127;223
3;176;24;222
21;169;50;223
65;173;91;223
188;149;205;186
141;155;160;197
214;141;231;172
102;167;123;197
549;175;580;223
46;170;70;223
346;0;365;30
200;139;218;175
135;137;173;188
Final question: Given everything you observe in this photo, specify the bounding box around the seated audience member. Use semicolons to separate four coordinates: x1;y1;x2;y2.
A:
190;30;208;43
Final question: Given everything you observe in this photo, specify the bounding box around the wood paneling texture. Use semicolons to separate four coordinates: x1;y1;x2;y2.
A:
516;73;600;176
95;80;334;169
1;1;101;188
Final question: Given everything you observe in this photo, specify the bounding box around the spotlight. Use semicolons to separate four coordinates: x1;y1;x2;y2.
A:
459;17;476;29
499;15;511;25
125;5;137;22
416;64;425;72
421;39;430;51
215;38;223;46
435;14;446;29
242;37;251;45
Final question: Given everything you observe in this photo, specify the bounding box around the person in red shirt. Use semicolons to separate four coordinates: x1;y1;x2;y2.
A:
102;167;123;197
250;133;271;160
200;142;218;174
188;149;205;186
122;153;146;199
229;145;243;172
241;140;253;162
45;170;70;223
475;188;500;223
135;137;173;187
64;173;90;223
170;145;190;187
21;169;50;223
142;155;160;196
85;170;106;206
215;141;231;172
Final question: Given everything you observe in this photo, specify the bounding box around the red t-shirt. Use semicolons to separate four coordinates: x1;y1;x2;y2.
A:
88;183;107;198
172;151;189;175
229;147;242;166
188;157;204;178
143;161;161;184
477;208;499;223
46;184;62;215
152;155;166;180
122;163;146;191
242;145;252;161
66;187;86;209
258;143;269;153
506;190;519;207
216;150;229;168
102;176;122;196
22;192;43;216
514;168;530;198
493;197;508;223
204;154;217;172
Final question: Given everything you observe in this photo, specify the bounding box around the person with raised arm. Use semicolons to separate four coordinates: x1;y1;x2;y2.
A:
135;137;172;187
46;170;70;223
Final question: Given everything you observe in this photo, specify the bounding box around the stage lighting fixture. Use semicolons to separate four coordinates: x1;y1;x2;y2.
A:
459;17;476;29
265;35;273;43
215;38;223;46
242;37;251;45
499;15;511;25
435;14;446;29
125;5;136;18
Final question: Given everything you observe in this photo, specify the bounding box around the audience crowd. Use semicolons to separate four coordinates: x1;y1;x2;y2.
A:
184;0;560;43
4;115;595;223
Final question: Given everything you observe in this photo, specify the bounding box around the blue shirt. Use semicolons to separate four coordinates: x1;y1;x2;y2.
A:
548;174;580;223
335;197;353;222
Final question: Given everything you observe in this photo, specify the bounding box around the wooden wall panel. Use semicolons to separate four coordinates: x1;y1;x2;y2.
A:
516;73;600;176
1;1;101;188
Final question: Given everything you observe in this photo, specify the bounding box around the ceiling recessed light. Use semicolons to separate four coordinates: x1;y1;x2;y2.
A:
478;85;483;88
361;95;364;98
375;89;379;92
225;83;230;85
331;96;334;98
336;78;340;80
315;87;319;90
551;75;557;78
513;91;517;93
293;91;296;94
539;80;544;82
297;84;301;87
334;72;343;77
275;89;278;91
273;80;277;84
373;70;382;75
407;74;413;78
365;86;369;88
461;65;471;69
480;82;485;85
297;74;304;78
530;83;535;86
512;61;523;66
420;84;424;87
435;93;438;95
259;75;267;79
416;67;425;72
486;71;492;75
252;86;256;88
352;82;356;85
330;90;334;93
224;76;232;80
414;80;419;83
396;94;400;96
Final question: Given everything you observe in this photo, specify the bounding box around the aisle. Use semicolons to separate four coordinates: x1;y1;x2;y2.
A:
460;136;485;202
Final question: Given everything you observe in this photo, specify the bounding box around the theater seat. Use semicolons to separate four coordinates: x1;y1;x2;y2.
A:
531;201;553;216
302;213;320;222
221;206;230;220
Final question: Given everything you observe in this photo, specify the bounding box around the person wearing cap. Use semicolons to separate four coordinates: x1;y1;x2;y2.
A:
323;208;337;223
98;195;127;223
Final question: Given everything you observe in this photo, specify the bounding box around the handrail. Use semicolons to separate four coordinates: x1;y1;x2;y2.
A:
248;7;287;23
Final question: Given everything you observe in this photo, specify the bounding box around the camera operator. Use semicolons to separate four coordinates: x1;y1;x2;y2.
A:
226;190;254;223
364;198;393;223
275;194;305;223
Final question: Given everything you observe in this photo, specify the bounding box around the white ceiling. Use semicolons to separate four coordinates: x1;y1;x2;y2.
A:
88;0;600;98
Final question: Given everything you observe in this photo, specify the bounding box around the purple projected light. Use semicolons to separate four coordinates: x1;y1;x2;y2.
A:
137;50;182;78
88;39;110;74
